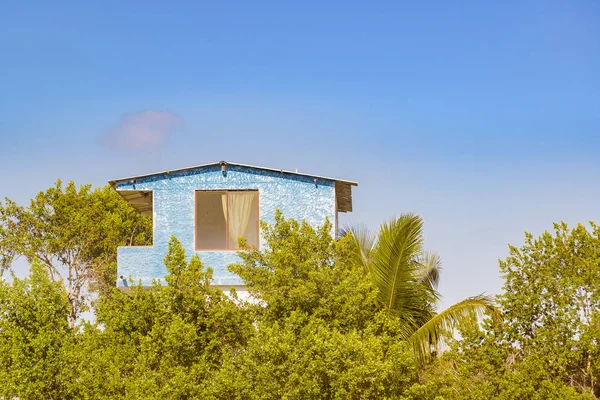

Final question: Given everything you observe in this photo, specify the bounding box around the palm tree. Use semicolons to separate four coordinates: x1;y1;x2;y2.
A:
344;213;497;362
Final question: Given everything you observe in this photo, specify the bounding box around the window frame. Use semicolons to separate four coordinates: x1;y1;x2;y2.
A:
194;189;260;251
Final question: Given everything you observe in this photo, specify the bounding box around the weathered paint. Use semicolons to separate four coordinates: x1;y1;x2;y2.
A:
116;164;336;287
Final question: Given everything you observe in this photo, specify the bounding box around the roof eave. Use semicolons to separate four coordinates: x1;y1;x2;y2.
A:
108;161;358;188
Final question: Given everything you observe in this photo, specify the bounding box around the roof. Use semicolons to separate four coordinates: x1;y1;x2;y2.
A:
109;161;357;187
109;161;357;214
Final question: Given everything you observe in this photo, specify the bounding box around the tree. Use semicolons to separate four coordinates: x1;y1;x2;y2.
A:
72;236;253;399
496;222;600;397
218;212;421;399
0;180;152;328
212;314;418;399
229;211;380;330
0;261;77;399
410;221;600;400
344;213;496;362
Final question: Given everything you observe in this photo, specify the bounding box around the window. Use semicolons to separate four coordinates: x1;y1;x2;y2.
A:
195;190;259;250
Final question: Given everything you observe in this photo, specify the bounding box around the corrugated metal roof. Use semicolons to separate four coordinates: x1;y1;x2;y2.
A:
108;161;358;187
109;161;357;214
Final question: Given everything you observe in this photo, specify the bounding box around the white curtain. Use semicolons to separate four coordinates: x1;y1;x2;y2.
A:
227;192;255;248
221;193;228;223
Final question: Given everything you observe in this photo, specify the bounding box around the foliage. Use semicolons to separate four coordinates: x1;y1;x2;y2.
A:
344;213;496;362
498;222;600;396
3;186;600;400
0;213;426;398
71;236;253;399
230;211;380;330
413;222;600;399
0;180;152;327
213;314;417;400
219;211;420;398
0;261;77;399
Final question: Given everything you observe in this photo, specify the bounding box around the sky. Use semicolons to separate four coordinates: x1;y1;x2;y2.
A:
1;0;599;309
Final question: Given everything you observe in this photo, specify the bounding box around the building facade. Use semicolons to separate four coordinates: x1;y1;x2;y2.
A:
110;161;356;288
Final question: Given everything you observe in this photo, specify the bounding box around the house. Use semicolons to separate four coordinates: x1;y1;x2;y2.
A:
109;161;357;290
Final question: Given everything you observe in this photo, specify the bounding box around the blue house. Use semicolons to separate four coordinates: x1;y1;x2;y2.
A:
109;161;357;289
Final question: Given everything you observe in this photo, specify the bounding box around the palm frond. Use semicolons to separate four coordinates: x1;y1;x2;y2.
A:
416;251;441;291
341;223;376;274
414;251;442;308
408;294;497;363
369;214;430;321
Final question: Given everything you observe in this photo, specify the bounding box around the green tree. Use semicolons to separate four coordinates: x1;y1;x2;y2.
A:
0;261;78;399
345;213;496;362
0;180;152;327
213;314;417;400
217;212;420;399
412;222;600;399
497;222;600;397
72;236;253;399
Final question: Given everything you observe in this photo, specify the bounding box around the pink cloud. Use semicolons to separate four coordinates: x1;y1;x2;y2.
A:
101;110;183;151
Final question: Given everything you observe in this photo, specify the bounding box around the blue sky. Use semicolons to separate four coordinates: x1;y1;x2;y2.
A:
1;1;599;308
